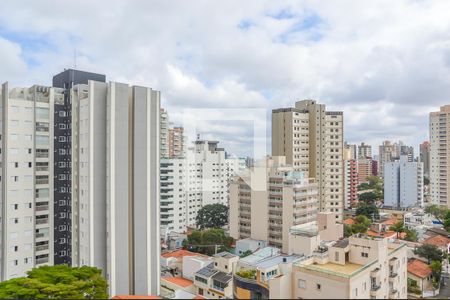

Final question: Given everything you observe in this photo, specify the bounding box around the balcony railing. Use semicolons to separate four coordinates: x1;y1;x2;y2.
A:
36;233;49;239
35;205;49;212
36;245;49;252
371;284;381;291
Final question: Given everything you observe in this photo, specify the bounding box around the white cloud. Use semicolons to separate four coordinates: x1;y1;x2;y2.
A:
1;0;450;156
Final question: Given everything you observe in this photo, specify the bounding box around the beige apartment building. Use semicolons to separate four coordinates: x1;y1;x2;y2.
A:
229;156;318;253
272;100;344;221
168;126;185;158
430;105;450;207
293;234;408;299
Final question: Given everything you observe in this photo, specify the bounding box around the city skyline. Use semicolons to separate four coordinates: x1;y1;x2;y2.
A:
1;1;450;157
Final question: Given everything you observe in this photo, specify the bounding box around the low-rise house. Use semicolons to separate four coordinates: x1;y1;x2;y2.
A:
407;258;436;297
193;252;239;299
161;250;207;277
293;234;408;299
160;277;197;298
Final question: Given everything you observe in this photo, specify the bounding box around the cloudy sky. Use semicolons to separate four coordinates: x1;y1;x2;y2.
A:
1;0;450;158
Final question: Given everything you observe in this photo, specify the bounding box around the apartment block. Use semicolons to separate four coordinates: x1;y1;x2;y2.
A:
161;140;244;233
293;235;408;299
1;83;61;279
229;156;318;253
344;159;358;209
430;106;450;206
358;142;372;159
71;80;160;296
344;142;357;160
420;141;430;178
51;69;106;265
161;108;169;158
168;127;185;158
357;158;373;183
384;156;423;208
272;100;344;220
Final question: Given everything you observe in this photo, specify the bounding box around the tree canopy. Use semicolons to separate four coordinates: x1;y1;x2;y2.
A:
344;215;372;236
356;203;379;220
183;228;233;255
196;203;229;230
0;265;108;299
414;244;444;264
404;228;418;242
425;204;450;231
358;192;378;204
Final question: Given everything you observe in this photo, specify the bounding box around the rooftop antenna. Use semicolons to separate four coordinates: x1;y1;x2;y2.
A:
197;134;200;141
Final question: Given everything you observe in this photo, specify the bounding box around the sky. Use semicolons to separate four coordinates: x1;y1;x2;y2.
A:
1;0;450;158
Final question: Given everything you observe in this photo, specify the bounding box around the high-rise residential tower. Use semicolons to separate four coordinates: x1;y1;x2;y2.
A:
52;69;106;265
272;100;344;220
430;105;450;207
358;142;372;159
384;156;423;208
378;141;395;178
71;81;160;296
1;83;63;280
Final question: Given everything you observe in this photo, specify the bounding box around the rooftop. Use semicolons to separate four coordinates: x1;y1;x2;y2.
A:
239;247;281;266
254;254;302;269
423;235;450;248
333;239;349;248
161;276;194;288
408;259;432;279
290;222;318;237
214;251;238;259
302;262;364;277
343;218;355;225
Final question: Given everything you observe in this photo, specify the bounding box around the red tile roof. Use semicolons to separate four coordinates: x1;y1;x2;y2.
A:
344;218;355;225
161;276;194;288
423;235;450;248
161;249;203;259
366;230;406;239
408;259;432;279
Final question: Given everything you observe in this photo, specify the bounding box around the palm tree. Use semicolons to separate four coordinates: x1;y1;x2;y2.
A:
389;221;405;239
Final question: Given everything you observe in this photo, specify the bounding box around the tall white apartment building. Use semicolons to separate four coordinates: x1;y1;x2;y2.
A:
272;100;344;221
229;156;319;253
430;105;450;207
160;140;245;233
384;156;423;208
0;83;62;280
71;81;160;296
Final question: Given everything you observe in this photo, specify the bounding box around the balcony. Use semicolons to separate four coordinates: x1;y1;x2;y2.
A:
35;232;49;239
36;244;49;252
36;218;49;225
35;257;49;265
35;205;49;212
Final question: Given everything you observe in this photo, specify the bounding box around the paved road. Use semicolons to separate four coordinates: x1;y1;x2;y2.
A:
434;275;450;299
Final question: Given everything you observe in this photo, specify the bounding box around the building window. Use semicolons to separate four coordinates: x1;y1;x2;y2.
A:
195;276;208;285
298;279;306;289
316;284;321;291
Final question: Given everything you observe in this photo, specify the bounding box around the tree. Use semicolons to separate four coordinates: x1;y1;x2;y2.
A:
357;182;371;191
196;203;229;230
404;228;418;242
356;203;379;220
430;260;442;283
443;210;450;232
424;204;447;224
358;192;378;204
344;224;353;237
183;228;233;255
389;221;405;238
414;244;443;264
351;215;372;234
0;265;108;299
